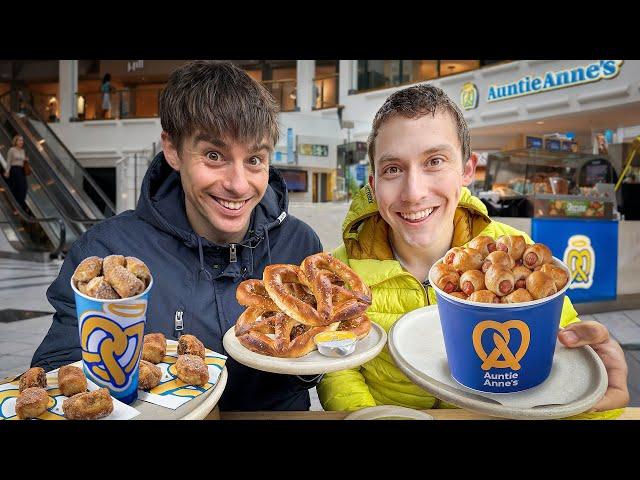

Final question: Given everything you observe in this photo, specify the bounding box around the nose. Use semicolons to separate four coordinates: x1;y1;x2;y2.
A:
400;166;428;204
222;159;251;197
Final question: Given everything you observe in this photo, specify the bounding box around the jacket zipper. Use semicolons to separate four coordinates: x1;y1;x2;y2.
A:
229;244;237;263
174;309;184;338
421;280;431;306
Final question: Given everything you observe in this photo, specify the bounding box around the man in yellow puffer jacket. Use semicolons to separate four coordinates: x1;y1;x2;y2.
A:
317;83;629;419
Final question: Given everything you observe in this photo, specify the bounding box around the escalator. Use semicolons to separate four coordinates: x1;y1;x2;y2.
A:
0;92;115;254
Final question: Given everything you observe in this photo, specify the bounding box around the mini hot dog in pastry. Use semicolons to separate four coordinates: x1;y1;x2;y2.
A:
467;235;496;258
432;264;460;293
501;288;534;304
19;367;47;393
451;248;484;273
523;244;553;269
496;235;527;261
485;265;515;297
58;365;87;397
482;251;514;273
467;289;500;304
443;247;463;265
449;292;468;300
512;266;532;289
526;271;557;300
460;270;485;296
539;264;569;290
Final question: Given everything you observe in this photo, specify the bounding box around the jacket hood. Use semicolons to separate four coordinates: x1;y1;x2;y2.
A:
341;184;491;261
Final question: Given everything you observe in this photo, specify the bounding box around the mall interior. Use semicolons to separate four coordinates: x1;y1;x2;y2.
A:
0;59;639;415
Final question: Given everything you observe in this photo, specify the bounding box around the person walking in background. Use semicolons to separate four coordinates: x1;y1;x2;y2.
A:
3;135;29;211
100;73;114;119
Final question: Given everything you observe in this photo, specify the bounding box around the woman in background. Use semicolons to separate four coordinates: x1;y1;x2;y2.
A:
101;73;113;119
3;135;29;211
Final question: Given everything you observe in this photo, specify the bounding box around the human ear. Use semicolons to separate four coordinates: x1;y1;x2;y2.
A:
368;174;375;196
161;131;181;172
461;153;478;187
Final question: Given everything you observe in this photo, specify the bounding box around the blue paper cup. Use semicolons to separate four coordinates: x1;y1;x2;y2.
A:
428;257;571;393
70;275;153;404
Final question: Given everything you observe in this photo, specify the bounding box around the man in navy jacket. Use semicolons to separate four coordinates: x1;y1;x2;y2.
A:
31;60;323;411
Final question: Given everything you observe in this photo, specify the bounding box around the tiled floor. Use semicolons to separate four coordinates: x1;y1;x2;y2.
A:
1;210;640;409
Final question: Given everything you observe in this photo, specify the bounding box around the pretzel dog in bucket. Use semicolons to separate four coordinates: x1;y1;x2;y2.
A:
234;253;373;358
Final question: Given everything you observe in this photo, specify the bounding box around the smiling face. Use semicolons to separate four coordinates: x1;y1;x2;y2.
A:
370;111;476;255
162;131;271;245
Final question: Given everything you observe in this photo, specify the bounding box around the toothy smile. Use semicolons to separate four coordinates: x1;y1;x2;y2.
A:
212;197;248;210
398;208;435;221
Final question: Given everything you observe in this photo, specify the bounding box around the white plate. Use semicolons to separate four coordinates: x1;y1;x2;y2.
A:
223;322;387;375
387;306;608;420
345;405;434;420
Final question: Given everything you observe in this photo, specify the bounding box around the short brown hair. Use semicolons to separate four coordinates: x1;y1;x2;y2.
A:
367;83;470;173
160;60;280;153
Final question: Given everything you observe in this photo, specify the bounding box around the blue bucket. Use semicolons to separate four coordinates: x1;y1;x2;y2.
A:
71;276;153;404
428;257;570;393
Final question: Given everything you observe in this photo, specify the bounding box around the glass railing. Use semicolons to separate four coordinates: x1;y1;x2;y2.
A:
75;86;163;121
313;73;339;110
261;79;297;112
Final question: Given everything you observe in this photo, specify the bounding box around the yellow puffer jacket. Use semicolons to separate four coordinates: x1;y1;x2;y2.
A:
317;185;623;419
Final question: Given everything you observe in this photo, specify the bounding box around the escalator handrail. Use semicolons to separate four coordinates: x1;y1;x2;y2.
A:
0;175;66;256
0;91;116;216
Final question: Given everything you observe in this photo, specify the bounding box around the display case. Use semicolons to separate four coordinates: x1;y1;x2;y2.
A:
480;148;618;219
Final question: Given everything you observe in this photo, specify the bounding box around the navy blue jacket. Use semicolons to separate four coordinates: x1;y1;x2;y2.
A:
31;152;323;411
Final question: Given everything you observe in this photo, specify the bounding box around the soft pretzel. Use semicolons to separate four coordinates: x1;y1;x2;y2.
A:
485;265;515;297
142;333;167;364
84;276;120;299
523;244;553;269
336;314;371;340
432;263;460;293
496;235;527;261
525;271;557;300
299;253;372;323
459;270;485;296
177;334;206;359
468;290;500;304
58;365;87;397
235;307;340;358
63;388;113;420
19;367;47;393
138;360;162;390
468;235;497;258
451;248;484;273
72;256;102;282
501;288;534;304
539;264;569;290
513;266;532;289
263;264;329;326
126;256;151;286
175;355;209;385
16;387;49;419
104;265;145;298
482;251;514;273
236;279;280;310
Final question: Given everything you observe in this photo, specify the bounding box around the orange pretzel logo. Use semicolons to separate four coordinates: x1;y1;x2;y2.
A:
472;320;530;371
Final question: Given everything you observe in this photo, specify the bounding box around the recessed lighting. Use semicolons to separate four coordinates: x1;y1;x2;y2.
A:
536;121;545;125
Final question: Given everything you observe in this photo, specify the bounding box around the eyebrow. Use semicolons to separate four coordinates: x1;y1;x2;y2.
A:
377;144;456;166
192;135;272;154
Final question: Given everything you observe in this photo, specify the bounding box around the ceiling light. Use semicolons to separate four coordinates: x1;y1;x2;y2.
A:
536;121;544;125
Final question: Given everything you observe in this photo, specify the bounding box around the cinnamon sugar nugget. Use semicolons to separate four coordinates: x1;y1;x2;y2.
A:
142;333;167;364
138;360;162;390
72;256;102;282
175;354;209;386
19;367;47;393
15;387;49;419
104;265;145;299
85;276;120;299
63;388;113;420
126;256;151;286
58;365;88;397
177;334;206;359
102;254;125;275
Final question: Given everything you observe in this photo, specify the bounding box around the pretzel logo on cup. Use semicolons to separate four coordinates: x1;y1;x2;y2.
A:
472;320;530;371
